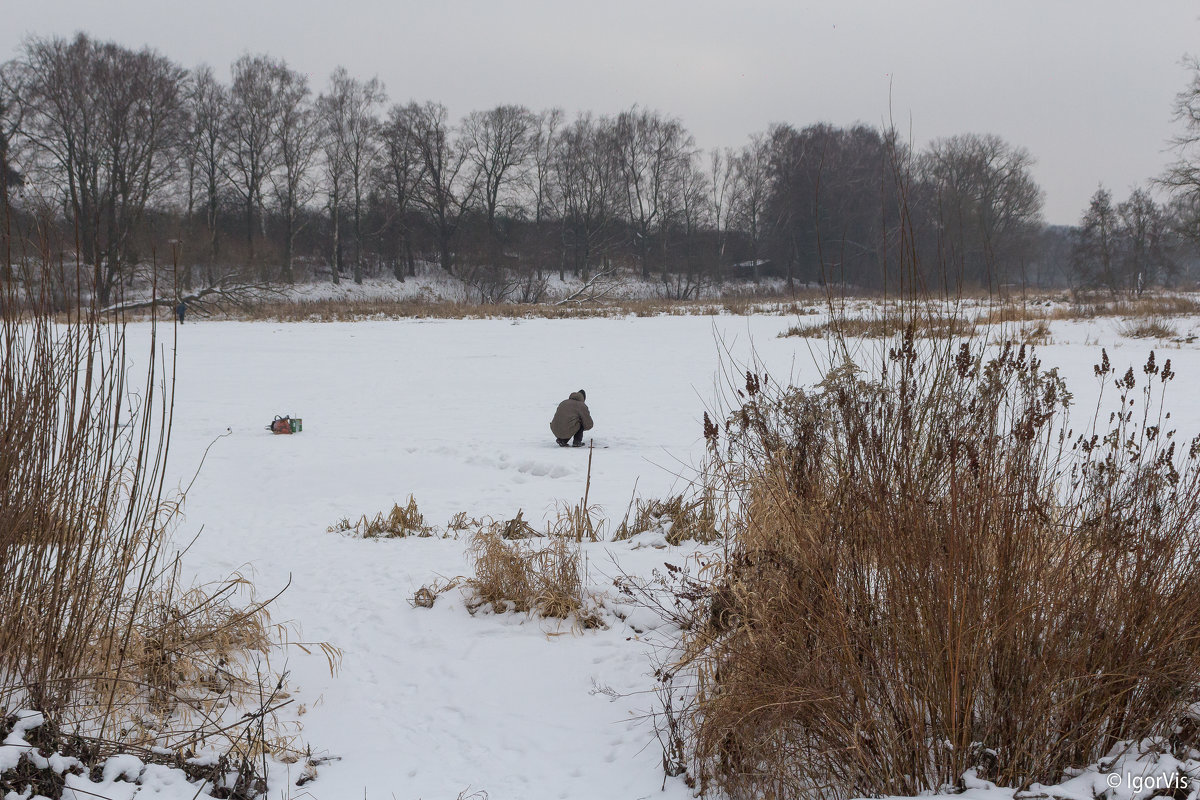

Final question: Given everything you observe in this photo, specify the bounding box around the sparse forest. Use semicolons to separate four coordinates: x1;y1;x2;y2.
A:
3;32;1199;307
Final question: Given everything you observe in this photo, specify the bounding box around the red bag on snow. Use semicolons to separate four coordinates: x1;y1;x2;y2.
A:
269;416;293;435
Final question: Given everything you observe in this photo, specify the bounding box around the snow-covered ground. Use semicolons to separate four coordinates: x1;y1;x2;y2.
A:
31;309;1200;799
162;314;798;800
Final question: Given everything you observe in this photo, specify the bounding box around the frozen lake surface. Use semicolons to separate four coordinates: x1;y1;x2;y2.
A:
141;311;1200;799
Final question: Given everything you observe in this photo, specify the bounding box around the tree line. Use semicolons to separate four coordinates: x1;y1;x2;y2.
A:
1;32;1198;305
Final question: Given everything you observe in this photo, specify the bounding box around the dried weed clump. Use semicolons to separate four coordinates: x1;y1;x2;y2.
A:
493;509;539;540
614;493;721;545
465;530;603;628
1118;317;1179;340
550;498;604;543
104;578;273;721
88;573;339;766
328;495;436;538
782;312;976;340
663;331;1200;799
1018;319;1053;345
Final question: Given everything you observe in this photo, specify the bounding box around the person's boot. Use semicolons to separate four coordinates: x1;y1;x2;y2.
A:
556;439;569;447
572;439;586;447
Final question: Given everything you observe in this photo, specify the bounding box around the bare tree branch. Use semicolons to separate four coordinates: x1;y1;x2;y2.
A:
554;267;619;305
101;276;282;315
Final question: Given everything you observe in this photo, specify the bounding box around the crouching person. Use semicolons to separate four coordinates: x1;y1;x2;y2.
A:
551;389;593;448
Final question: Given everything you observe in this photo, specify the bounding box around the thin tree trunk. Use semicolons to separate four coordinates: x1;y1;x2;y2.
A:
282;207;295;284
353;191;363;284
392;227;405;282
439;232;452;275
331;201;341;285
245;197;255;270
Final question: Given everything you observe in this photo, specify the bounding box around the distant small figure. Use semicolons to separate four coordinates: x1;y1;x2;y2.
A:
551;389;593;448
175;299;187;324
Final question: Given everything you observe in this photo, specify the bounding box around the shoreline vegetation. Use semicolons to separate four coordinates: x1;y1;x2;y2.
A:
57;280;1200;326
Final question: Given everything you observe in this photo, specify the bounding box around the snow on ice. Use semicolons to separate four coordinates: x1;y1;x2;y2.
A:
44;310;1200;799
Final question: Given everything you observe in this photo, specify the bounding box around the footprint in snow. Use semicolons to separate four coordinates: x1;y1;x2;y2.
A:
516;460;570;478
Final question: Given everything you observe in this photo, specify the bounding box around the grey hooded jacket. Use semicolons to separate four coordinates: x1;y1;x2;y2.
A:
550;392;593;439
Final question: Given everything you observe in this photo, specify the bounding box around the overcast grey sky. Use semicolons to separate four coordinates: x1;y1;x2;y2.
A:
2;0;1196;224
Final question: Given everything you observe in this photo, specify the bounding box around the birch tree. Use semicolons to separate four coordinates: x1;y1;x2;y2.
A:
731;134;771;280
270;63;320;283
185;65;227;286
226;54;281;274
614;107;693;279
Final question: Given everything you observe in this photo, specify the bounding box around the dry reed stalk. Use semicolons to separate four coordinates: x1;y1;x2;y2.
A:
0;243;177;723
0;235;327;788
661;330;1200;799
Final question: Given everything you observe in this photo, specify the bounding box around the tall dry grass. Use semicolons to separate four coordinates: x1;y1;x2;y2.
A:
406;452;606;624
0;243;320;792
465;530;601;626
0;249;179;721
782;309;976;339
978;293;1200;325
664;330;1200;798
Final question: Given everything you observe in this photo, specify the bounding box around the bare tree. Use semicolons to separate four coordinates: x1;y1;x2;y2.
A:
555;114;620;282
0;61;24;264
462;104;536;241
921;132;1044;290
225;54;281;275
317;85;347;284
731;134;771;281
16;34;186;304
1071;186;1120;293
614;107;694;279
1161;56;1200;248
403;101;477;275
185;65;227;287
767;123;914;291
525;107;563;279
708;147;736;268
1117;188;1175;292
319;68;384;284
102;272;282;314
378;103;425;280
269;62;320;284
662;149;710;297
